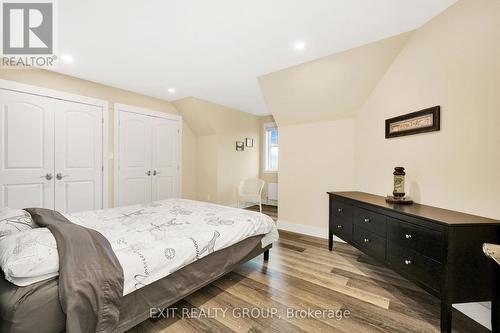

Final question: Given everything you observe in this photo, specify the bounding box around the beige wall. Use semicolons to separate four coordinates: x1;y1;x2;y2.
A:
196;135;219;202
0;69;198;204
181;124;197;200
174;97;261;206
217;133;260;205
279;119;356;230
356;0;500;220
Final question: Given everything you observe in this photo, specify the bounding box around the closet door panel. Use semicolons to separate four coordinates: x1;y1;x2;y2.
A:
0;90;55;209
54;100;102;213
118;111;152;206
151;118;180;201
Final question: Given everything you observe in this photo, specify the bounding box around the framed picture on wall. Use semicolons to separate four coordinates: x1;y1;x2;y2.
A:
245;138;253;147
385;106;441;138
236;141;245;151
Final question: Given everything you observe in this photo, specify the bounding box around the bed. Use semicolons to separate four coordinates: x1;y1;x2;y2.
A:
0;199;278;333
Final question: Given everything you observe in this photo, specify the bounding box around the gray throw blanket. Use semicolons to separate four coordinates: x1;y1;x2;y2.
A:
25;208;124;333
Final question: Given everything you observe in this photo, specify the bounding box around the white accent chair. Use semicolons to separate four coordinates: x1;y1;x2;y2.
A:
237;179;265;212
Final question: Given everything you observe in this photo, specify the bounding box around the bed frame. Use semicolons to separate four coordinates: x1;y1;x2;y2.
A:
119;244;271;331
0;236;271;333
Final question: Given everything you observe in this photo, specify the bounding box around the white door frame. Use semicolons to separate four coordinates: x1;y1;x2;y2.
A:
114;103;182;207
0;79;110;208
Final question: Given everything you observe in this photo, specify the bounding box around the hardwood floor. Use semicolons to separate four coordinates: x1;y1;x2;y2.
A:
128;231;489;333
246;204;278;221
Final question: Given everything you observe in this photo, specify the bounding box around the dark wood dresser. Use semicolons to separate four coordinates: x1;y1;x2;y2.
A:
328;191;500;333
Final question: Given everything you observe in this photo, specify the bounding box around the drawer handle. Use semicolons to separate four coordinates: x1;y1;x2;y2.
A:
337;225;343;229
404;259;412;265
405;234;412;239
364;218;370;223
363;238;370;243
337;208;343;213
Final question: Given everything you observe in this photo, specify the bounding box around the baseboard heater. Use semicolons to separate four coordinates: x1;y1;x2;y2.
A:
267;183;278;201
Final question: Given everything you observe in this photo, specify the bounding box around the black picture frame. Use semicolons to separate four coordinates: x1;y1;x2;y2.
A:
385;106;440;138
245;138;253;147
236;141;245;151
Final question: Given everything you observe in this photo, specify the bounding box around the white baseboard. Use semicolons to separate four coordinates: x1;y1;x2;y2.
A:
277;220;344;242
453;302;491;330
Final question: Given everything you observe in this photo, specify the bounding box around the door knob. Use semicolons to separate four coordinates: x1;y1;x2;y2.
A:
41;173;53;181
56;173;69;180
146;170;151;176
153;170;159;176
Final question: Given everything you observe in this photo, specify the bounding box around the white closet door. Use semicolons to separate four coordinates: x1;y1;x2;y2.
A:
151;117;180;201
118;111;152;206
54;100;103;213
0;90;55;209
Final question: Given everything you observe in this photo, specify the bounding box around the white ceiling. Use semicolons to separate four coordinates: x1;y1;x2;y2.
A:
54;0;456;115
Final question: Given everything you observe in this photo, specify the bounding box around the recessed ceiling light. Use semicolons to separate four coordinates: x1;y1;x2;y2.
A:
60;54;74;63
167;88;176;93
294;41;306;51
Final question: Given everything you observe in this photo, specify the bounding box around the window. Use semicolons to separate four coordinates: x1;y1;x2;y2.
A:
264;123;279;172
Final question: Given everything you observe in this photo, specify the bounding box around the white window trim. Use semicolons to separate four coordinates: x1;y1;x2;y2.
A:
263;122;278;173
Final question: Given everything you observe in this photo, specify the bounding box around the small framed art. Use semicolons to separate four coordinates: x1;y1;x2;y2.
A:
385;106;440;138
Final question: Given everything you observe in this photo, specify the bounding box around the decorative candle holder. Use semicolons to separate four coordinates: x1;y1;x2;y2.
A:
393;167;406;197
386;167;413;204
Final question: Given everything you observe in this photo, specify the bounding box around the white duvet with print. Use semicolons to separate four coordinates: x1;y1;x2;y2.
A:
0;199;279;295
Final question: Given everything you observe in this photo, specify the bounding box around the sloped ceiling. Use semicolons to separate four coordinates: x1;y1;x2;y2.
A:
257;32;412;126
173;97;259;136
172;97;216;136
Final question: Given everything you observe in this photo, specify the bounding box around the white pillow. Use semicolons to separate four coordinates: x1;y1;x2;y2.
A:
7;272;60;286
0;207;38;240
0;228;59;286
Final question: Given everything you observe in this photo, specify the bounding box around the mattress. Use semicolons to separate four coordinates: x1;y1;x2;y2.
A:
0;235;268;333
1;198;278;294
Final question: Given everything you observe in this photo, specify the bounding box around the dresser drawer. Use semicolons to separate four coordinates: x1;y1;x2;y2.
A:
332;217;352;242
387;218;443;262
387;241;443;294
332;200;353;222
353;225;386;261
354;207;386;237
